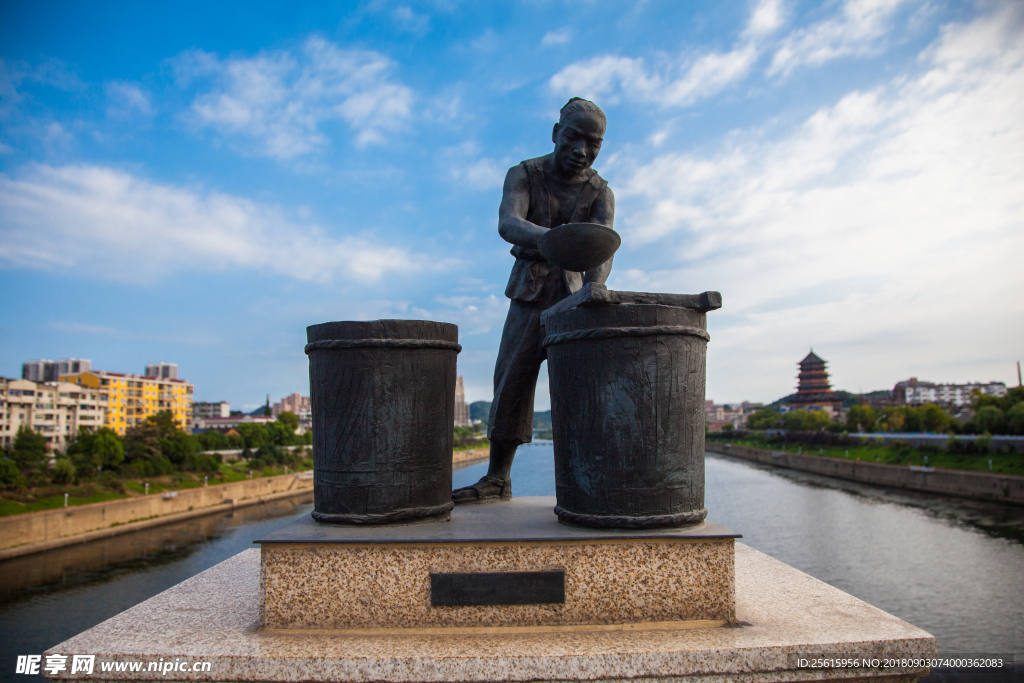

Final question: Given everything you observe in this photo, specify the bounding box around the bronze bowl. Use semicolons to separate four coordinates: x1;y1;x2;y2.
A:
538;222;621;273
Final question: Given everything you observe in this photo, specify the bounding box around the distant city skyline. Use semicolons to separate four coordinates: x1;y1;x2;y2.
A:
2;0;1021;411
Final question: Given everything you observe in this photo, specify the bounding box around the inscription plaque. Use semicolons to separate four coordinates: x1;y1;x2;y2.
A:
430;570;565;606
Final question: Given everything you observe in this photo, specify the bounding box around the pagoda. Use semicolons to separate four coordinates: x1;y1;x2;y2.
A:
788;350;843;416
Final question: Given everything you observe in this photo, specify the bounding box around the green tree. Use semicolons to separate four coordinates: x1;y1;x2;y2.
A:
94;428;125;469
276;411;299;433
50;457;76;484
197;430;231;451
973;406;1005;434
67;427;124;475
780;409;831;432
235;423;270;450
264;395;271;417
162;430;199;468
846;405;879;432
918;403;951;432
267;420;298;447
0;458;20;487
123;420;174;475
745;408;781;430
11;426;48;473
1006;402;1024;435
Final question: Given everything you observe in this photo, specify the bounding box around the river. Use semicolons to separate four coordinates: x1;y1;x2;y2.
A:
1;445;1022;681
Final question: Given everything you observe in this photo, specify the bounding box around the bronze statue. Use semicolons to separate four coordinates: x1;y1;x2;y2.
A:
452;98;615;504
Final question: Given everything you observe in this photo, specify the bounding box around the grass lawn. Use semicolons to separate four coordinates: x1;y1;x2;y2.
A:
710;436;1024;476
0;458;316;517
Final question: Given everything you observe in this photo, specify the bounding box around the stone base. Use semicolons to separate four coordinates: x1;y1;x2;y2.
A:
256;496;738;629
44;543;936;682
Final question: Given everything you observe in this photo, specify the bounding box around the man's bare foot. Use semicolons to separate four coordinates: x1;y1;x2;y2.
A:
452;476;512;505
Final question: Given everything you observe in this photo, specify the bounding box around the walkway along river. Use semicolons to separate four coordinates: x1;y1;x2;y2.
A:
1;444;1022;680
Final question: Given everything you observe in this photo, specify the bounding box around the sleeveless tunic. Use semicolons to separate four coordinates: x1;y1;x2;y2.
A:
504;155;610;307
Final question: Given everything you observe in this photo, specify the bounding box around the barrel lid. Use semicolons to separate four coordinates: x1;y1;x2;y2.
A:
540;283;721;327
307;319;458;344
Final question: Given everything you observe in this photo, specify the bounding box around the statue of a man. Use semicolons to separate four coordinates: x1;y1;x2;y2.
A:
453;97;615;504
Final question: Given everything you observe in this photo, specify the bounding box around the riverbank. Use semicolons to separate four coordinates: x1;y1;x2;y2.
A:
706;442;1024;505
1;448;492;560
0;472;315;560
453;446;490;465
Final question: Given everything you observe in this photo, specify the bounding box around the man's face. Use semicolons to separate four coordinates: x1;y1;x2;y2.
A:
552;111;605;176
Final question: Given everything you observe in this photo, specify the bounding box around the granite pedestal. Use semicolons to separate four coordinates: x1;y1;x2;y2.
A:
44;541;937;681
256;497;738;630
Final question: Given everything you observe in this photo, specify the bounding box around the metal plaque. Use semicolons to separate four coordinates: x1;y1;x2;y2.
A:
430;570;565;606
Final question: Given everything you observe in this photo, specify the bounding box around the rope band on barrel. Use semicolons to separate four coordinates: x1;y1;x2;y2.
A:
312;501;454;525
543;325;710;347
554;505;708;529
305;339;462;354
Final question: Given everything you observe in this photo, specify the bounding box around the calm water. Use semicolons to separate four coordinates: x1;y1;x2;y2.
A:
2;446;1022;681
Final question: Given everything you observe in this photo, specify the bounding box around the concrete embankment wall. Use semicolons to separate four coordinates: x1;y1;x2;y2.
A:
453;446;490;465
1;448;493;560
706;443;1024;506
0;473;314;556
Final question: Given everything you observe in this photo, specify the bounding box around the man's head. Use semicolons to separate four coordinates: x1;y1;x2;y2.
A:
552;97;606;176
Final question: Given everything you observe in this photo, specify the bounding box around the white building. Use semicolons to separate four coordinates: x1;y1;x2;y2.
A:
1;377;106;451
193;414;276;432
272;393;311;418
145;362;178;380
194;401;231;419
704;401;754;430
893;378;1007;408
22;358;91;383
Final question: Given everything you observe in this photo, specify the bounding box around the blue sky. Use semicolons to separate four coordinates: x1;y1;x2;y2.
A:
1;0;1021;411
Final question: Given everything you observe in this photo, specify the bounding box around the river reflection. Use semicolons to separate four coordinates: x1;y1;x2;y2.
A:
2;446;1022;679
0;494;313;600
0;494;312;680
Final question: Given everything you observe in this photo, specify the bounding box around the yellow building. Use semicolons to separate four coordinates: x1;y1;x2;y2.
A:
59;369;194;435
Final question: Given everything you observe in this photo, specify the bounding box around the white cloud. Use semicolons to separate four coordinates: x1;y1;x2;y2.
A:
609;3;1024;401
444;142;511;191
106;81;153;117
176;37;413;158
542;28;572;46
744;0;786;38
768;0;914;77
548;3;769;107
471;29;499;52
549;45;759;108
0;164;427;283
391;6;430;34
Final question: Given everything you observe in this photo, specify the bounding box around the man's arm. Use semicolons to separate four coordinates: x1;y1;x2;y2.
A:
583;185;616;285
498;165;546;249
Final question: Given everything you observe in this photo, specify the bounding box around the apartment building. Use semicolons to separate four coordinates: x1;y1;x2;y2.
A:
22;358;92;383
194;401;231;419
893;378;1007;408
704;400;764;431
1;377;105;450
272;393;310;418
454;376;471;428
60;367;194;435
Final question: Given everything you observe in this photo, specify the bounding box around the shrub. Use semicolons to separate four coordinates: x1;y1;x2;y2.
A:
50;457;76;485
11;427;49;473
975;406;1005;434
1007;403;1024;435
0;457;21;488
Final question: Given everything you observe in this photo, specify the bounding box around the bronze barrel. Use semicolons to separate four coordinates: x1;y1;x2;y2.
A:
543;304;709;528
305;320;460;524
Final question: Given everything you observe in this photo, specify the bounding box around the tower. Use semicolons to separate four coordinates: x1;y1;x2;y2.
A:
788;350;842;416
